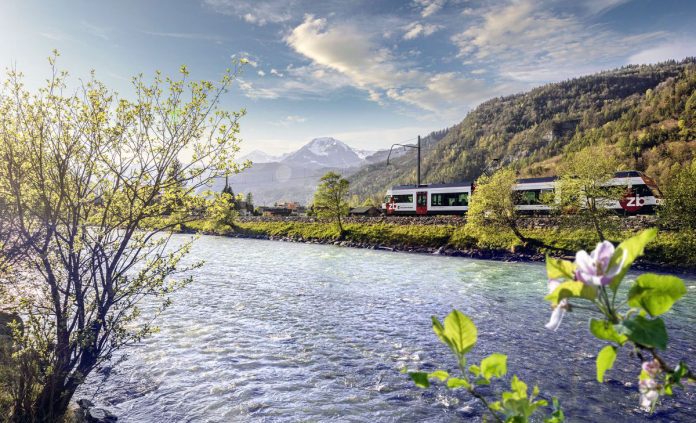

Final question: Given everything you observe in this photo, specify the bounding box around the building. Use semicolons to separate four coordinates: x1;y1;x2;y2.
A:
349;206;382;216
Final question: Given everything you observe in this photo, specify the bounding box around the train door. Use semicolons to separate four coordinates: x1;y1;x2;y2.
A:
416;191;428;215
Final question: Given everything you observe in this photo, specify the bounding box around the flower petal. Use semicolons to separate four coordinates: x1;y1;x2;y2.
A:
592;241;615;267
545;301;567;331
575;250;595;275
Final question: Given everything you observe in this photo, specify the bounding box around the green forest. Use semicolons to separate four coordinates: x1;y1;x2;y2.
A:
350;58;696;198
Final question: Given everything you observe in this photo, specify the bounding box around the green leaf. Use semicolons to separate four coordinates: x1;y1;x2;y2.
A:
431;316;454;352
428;370;449;382
442;309;477;356
546;256;576;281
589;319;627;345
481;353;508;381
596;345;617;382
469;364;481;377
628;274;687;317
409;372;430;388
618;316;668;350
510;375;528;397
544;281;597;306
446;377;470;389
609;228;657;291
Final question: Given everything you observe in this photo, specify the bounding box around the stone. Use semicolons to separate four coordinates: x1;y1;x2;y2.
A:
77;399;95;409
87;407;118;422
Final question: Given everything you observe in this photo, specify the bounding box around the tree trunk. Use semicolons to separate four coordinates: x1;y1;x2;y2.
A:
16;372;75;423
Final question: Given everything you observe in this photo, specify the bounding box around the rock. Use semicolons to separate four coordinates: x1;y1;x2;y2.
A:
78;399;95;409
87;408;118;422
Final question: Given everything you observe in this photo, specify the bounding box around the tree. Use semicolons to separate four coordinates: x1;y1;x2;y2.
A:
313;172;350;236
555;145;623;241
0;53;246;420
466;168;530;246
659;158;696;230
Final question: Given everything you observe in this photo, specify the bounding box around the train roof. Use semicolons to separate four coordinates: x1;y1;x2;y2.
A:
390;181;473;190
388;171;648;191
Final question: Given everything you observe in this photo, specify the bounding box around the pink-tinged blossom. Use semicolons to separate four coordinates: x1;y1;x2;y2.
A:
639;360;662;411
639;378;660;411
545;278;569;331
574;241;625;286
642;359;661;376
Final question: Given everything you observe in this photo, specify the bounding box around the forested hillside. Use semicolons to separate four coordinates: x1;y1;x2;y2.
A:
349;58;696;199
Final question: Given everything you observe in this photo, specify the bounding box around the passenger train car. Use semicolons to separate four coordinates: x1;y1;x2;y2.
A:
382;171;661;216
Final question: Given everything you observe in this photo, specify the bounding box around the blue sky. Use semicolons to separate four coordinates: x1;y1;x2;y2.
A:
1;0;695;156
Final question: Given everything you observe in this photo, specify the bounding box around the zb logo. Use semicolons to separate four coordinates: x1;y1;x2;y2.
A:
620;193;646;212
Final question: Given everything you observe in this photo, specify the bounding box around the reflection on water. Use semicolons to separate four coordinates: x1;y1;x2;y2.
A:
79;236;696;422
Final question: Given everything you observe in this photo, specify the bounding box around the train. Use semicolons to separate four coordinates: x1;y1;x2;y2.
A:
382;171;662;216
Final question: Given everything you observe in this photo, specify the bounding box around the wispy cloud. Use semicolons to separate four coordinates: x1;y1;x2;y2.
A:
403;22;441;40
451;0;666;83
82;21;111;40
143;30;228;43
413;0;446;18
628;39;696;64
202;0;293;26
283;15;499;118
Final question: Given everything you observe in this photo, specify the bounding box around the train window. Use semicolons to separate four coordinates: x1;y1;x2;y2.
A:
393;194;413;203
516;190;540;205
630;185;654;197
431;192;468;207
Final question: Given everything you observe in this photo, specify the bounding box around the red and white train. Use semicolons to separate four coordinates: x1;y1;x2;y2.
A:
382;171;662;216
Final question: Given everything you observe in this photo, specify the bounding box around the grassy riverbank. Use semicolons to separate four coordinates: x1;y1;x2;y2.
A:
182;219;696;272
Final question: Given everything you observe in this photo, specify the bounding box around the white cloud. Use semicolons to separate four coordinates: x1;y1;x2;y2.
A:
285;115;306;123
451;0;666;83
237;63;352;100
203;0;293;25
628;40;696;65
583;0;631;15
144;31;228;42
284;15;498;117
403;22;441;40
257;70;266;76
414;0;446;18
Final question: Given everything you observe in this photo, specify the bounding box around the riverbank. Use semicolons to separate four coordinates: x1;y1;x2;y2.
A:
181;218;696;274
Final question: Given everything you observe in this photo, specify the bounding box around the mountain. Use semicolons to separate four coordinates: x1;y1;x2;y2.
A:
240;150;283;164
349;58;696;200
281;137;364;169
219;137;373;205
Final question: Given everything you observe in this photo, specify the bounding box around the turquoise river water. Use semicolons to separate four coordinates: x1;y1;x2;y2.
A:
79;235;695;422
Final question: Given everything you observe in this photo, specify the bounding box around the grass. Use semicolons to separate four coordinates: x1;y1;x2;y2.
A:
179;219;696;270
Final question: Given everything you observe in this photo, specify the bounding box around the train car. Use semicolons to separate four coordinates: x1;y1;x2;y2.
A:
383;182;472;215
382;171;661;216
512;176;557;214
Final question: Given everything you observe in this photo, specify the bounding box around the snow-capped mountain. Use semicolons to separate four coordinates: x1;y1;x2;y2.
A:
355;149;377;160
221;137;398;204
281;137;364;169
240;150;283;164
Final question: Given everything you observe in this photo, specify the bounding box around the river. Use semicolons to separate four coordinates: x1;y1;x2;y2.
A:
79;235;696;422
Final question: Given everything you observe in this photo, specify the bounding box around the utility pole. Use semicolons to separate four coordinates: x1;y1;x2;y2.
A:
417;135;421;186
386;134;422;187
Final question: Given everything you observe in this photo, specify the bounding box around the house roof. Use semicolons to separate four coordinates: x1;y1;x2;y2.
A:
349;206;379;213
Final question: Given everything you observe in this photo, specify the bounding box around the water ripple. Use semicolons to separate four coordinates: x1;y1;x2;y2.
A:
79;236;696;422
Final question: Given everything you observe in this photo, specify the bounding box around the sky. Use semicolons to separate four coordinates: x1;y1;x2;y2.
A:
1;0;695;156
